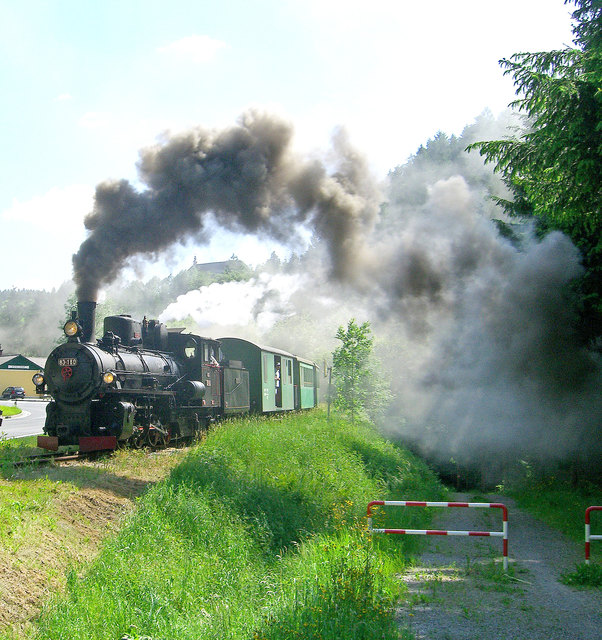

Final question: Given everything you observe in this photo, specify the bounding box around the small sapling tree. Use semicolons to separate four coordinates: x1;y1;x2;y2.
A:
332;318;391;424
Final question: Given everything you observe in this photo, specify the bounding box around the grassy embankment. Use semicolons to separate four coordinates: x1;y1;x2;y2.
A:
1;409;445;640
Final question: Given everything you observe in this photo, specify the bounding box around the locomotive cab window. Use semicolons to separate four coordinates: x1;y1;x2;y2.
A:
201;343;219;364
184;338;197;359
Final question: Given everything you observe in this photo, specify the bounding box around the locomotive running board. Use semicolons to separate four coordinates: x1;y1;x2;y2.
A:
37;435;59;451
79;436;118;452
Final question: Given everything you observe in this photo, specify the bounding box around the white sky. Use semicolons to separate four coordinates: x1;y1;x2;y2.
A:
0;0;575;291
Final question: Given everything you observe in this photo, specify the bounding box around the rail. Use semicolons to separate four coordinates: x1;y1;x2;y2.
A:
585;506;602;564
1;451;103;468
367;500;509;571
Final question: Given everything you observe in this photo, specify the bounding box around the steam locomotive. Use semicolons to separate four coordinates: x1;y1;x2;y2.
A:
35;301;319;452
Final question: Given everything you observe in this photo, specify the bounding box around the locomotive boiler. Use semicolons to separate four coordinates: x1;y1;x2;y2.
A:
36;301;250;451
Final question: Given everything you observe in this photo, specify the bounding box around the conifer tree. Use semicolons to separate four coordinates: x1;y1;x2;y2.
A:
468;0;602;344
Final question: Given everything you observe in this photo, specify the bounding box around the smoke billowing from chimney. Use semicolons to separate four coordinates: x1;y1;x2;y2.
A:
72;111;380;301
74;110;601;472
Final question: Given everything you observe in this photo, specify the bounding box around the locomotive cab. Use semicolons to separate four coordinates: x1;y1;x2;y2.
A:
168;332;223;410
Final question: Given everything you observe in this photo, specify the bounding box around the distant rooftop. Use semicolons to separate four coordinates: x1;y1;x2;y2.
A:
190;259;247;274
0;354;46;370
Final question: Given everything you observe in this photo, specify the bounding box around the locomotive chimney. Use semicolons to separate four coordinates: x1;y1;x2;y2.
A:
77;300;97;343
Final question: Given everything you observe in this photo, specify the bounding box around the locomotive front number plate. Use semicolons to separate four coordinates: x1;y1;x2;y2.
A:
58;358;78;367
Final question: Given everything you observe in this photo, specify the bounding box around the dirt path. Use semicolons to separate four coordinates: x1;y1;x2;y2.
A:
396;493;602;640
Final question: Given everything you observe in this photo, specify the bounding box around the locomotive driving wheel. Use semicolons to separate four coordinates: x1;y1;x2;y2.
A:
147;417;167;449
131;427;145;449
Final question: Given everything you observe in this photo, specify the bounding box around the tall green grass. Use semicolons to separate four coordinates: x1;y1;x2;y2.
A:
24;410;444;640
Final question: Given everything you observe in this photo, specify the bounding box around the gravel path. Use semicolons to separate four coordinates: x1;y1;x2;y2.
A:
396;493;602;640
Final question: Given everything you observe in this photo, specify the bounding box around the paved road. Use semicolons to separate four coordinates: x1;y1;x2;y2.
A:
0;399;48;439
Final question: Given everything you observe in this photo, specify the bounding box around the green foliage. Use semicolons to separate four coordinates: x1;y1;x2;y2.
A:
0;258;255;356
332;318;393;422
217;261;255;283
332;319;392;424
332;319;373;423
0;284;73;355
251;534;413;640
266;311;334;368
0;476;66;546
506;469;601;570
561;562;602;587
468;0;602;343
101;259;254;321
0;433;42;478
0;404;22;417
26;411;444;640
385;110;512;223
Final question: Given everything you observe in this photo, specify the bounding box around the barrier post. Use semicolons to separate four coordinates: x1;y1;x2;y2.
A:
367;500;509;571
585;506;602;565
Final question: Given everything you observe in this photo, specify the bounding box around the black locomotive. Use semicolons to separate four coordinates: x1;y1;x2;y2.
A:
35;301;318;452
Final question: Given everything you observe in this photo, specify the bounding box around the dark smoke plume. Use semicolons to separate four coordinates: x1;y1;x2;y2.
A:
75;109;601;474
72;111;380;301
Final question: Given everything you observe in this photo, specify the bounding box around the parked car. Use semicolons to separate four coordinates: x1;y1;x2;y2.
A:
2;386;25;399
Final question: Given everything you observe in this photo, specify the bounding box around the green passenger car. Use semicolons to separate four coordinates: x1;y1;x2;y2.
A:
295;357;319;409
219;338;319;413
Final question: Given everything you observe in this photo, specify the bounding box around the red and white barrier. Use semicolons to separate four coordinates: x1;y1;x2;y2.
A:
367;500;509;571
585;506;602;565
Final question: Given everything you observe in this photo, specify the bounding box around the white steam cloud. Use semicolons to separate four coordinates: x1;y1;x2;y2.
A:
160;273;308;333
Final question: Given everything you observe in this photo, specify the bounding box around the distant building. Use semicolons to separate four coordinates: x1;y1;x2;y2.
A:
0;354;45;397
190;259;247;275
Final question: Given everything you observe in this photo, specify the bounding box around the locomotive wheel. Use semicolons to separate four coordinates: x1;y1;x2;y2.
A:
146;416;167;449
147;426;166;449
131;429;145;449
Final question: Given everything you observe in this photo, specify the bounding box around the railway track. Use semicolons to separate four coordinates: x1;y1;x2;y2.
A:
3;450;105;468
2;439;194;469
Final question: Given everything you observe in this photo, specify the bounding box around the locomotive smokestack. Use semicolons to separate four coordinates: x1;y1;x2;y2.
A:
77;300;97;343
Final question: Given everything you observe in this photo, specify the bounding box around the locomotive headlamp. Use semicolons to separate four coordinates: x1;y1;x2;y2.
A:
103;371;115;384
32;373;45;386
64;320;80;337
